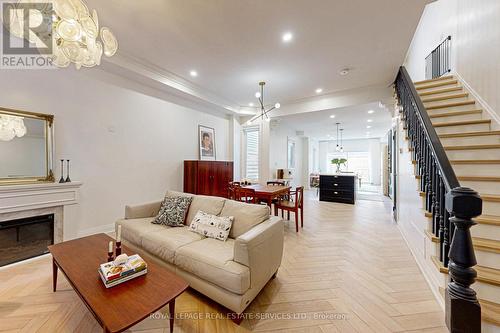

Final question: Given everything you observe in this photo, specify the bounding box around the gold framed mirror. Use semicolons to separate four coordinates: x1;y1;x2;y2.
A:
0;107;54;185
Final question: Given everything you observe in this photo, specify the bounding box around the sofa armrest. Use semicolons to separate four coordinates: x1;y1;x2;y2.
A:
233;216;284;288
124;200;162;219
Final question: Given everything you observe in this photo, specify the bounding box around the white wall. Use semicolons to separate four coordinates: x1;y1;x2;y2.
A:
269;125;306;188
0;68;230;239
405;0;500;117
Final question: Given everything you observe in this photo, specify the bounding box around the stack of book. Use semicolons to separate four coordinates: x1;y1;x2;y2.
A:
98;254;147;288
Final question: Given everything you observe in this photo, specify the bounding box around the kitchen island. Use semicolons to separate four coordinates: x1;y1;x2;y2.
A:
319;174;357;204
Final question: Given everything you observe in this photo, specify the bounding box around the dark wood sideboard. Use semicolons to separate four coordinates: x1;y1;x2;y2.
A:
319;174;356;204
184;161;234;198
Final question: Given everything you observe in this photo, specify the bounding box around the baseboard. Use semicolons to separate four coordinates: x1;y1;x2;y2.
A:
397;223;445;310
454;71;500;127
77;223;115;238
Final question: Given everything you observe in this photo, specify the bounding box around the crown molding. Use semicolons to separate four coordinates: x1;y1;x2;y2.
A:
101;52;248;116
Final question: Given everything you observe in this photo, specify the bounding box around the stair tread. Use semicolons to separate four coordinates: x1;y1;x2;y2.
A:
476;215;500;226
459;176;500;182
426;100;476;110
415;80;458;90
431;256;500;287
481;299;500;326
451;160;500;164
473;237;500;254
445;144;500;150
425;230;439;243
414;75;454;85
418;86;463;96
429;109;482;118
481;194;500;202
433;119;491;128
422;92;468;103
439;130;500;138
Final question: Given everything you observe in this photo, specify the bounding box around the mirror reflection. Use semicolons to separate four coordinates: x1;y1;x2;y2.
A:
0;115;47;179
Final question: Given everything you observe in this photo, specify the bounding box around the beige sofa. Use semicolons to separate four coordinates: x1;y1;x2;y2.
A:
115;190;284;316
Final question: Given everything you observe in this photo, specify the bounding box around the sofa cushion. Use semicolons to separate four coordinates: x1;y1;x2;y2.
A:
152;196;192;227
166;191;226;225
115;218;163;247
174;238;250;295
141;227;204;264
188;211;233;241
221;200;270;238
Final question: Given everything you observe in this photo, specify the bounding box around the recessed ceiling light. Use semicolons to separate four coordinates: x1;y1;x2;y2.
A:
339;68;350;76
315;88;323;94
329;115;336;119
367;119;373;123
189;70;198;77
366;125;372;129
249;102;254;107
368;110;375;114
282;32;293;43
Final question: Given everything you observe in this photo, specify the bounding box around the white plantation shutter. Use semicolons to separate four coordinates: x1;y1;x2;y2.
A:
244;127;260;180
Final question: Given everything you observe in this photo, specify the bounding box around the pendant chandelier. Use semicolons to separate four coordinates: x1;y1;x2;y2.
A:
4;0;118;69
340;128;344;153
0;115;27;142
335;123;341;151
247;82;281;124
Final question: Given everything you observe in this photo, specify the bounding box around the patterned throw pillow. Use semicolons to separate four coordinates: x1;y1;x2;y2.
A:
188;210;234;241
152;196;193;227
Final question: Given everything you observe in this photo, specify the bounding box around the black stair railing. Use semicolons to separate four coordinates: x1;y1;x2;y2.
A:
394;66;482;333
425;36;451;80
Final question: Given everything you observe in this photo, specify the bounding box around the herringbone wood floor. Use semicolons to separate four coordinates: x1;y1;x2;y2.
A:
0;192;447;332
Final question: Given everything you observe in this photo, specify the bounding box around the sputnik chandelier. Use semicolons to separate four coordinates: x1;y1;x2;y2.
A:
0;115;27;142
247;82;281;124
4;0;118;69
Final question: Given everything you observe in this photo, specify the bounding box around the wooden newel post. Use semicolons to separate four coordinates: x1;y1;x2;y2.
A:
445;187;482;333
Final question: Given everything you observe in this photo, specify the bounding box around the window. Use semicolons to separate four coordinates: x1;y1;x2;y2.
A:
244;127;260;180
327;152;370;183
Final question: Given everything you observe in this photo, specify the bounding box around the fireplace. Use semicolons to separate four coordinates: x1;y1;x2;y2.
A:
0;214;54;267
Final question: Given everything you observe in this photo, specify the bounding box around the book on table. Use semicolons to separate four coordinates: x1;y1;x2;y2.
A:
98;254;147;288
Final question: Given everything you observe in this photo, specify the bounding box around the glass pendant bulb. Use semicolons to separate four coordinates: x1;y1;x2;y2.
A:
255;92;261;99
275;103;281;109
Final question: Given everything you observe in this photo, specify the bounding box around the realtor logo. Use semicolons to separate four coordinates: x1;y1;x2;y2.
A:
1;1;54;69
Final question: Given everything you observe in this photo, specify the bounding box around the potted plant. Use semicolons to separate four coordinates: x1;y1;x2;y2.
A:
331;158;347;173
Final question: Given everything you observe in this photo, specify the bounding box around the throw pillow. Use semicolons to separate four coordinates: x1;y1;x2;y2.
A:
188;210;233;241
152;196;193;227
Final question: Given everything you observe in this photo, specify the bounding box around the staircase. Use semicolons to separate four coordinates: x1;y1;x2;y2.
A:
413;75;500;330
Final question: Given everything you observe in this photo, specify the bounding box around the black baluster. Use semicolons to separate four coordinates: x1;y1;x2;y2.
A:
438;177;445;262
445;187;482;332
443;209;451;267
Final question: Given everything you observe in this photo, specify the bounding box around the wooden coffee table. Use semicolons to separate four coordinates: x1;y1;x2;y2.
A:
48;233;188;333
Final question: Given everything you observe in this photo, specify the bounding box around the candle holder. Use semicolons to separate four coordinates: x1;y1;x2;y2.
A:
59;160;65;183
107;251;114;262
115;241;122;256
65;159;71;183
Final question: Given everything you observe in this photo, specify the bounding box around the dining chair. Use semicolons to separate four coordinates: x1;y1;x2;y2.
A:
235;187;257;204
227;181;240;200
274;186;304;232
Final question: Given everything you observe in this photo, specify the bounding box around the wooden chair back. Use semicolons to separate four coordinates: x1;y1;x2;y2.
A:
235;187;257;204
227;181;241;200
267;181;285;186
295;186;304;209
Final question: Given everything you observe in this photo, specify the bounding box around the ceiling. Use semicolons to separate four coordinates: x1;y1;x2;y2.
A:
271;102;392;140
88;0;432;111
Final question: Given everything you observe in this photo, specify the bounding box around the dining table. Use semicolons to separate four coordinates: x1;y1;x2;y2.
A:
242;184;291;207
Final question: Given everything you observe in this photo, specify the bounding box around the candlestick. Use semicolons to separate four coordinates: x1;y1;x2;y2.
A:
65;159;71;183
115;241;122;256
107;241;114;262
59;160;65;183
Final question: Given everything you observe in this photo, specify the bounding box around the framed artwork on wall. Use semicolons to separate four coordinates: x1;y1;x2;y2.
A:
199;125;216;161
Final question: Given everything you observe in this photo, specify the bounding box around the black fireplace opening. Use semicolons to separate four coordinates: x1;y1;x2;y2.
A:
0;214;54;267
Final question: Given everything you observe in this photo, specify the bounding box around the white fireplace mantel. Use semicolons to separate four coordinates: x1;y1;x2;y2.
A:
0;181;83;214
